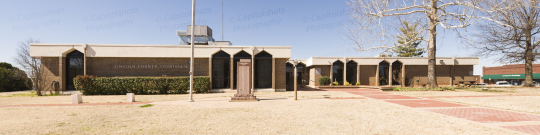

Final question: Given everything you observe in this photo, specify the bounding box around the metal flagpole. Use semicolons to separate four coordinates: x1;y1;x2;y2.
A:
189;0;195;102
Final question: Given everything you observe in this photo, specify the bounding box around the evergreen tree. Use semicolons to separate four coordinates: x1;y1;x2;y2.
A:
392;21;424;57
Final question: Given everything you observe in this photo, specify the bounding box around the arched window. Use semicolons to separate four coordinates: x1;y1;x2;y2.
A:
391;61;403;85
255;51;272;88
233;51;252;89
212;51;230;88
66;50;84;90
379;61;390;85
346;61;358;85
296;63;305;85
332;61;344;85
285;63;294;91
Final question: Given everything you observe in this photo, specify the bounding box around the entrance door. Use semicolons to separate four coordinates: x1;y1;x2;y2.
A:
66;50;84;90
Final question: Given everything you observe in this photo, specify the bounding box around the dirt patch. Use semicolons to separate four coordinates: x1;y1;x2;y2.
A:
0;98;514;134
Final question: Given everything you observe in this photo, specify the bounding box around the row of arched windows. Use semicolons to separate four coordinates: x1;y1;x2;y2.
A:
211;50;273;89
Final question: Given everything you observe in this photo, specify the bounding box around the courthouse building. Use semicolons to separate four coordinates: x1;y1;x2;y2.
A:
30;25;479;92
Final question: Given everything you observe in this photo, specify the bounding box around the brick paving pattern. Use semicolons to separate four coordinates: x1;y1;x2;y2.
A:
320;88;540;134
384;99;467;108
427;108;540;123
501;125;540;135
329;97;366;99
426;95;531;99
360;94;422;99
347;91;390;95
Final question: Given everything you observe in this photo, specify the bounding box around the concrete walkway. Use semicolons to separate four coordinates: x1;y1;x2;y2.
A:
320;88;540;135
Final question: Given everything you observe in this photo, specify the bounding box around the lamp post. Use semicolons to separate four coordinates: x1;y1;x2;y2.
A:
293;59;298;100
188;0;195;102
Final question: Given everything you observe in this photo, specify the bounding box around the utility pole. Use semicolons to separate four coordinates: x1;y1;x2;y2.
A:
188;0;196;102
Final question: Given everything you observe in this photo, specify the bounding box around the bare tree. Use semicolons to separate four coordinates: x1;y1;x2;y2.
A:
346;0;508;88
466;0;540;87
13;38;48;96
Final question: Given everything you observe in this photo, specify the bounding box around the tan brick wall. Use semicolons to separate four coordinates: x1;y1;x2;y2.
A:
405;65;474;87
359;65;377;86
87;57;209;77
41;57;63;91
275;58;288;89
300;65;309;86
307;65;330;86
452;65;476;85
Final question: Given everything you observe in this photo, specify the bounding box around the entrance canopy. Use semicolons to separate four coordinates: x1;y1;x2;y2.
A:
482;73;540;79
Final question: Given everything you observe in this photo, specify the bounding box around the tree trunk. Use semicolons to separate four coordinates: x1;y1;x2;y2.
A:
427;0;438;88
524;30;535;87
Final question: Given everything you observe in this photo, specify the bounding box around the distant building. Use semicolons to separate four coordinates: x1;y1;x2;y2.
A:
482;64;540;85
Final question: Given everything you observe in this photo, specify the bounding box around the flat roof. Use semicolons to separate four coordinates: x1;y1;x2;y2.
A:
289;57;479;66
30;43;291;58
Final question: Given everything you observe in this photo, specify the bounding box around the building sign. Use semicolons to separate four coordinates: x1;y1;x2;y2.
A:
502;74;521;77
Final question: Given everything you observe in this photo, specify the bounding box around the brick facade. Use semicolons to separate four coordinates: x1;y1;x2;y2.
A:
305;64;475;87
87;57;209;77
359;65;377;86
41;57;63;91
405;65;474;87
307;65;330;86
483;64;540;75
275;58;288;90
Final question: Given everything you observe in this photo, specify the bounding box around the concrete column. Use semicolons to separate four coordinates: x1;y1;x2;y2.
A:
329;64;333;85
450;65;454;86
251;53;255;93
208;57;212;89
59;57;65;91
357;65;360;85
402;64;406;87
389;64;392;86
83;48;87;75
375;64;379;86
272;58;275;89
343;61;347;85
230;57;234;90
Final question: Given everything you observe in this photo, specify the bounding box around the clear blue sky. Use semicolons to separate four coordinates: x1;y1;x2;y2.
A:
0;0;514;75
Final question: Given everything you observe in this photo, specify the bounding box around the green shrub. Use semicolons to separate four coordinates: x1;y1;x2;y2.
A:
74;76;210;95
0;63;32;92
0;67;10;92
391;86;456;91
356;81;360;85
318;76;331;85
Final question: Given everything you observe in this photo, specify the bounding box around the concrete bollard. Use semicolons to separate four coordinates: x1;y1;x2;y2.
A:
126;93;135;102
71;94;82;104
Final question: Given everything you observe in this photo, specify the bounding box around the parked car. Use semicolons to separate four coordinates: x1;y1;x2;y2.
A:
476;83;486;86
520;81;538;86
510;80;521;86
495;81;512;86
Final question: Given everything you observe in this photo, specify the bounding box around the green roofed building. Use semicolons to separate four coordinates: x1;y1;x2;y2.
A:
482;64;540;85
